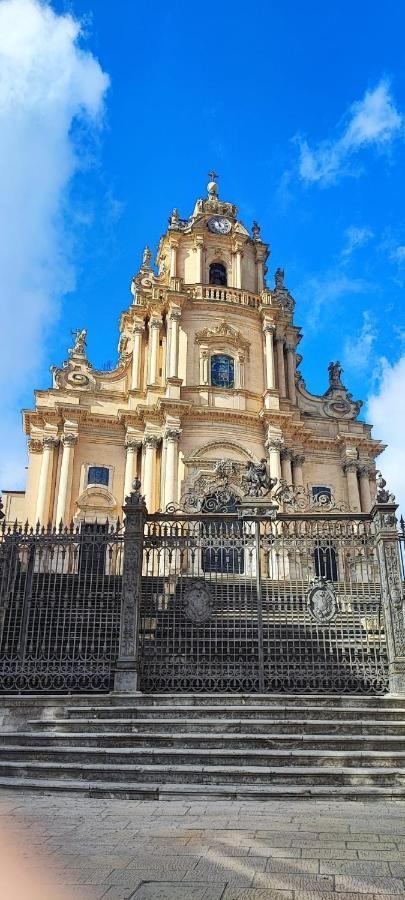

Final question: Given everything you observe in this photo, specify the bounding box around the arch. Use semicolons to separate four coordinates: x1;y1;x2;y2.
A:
189;440;259;463
209;262;227;286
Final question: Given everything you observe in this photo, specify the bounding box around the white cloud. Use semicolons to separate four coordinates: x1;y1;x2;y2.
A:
367;355;405;515
297;80;402;186
0;0;109;488
341;226;374;259
343;311;377;373
390;245;405;265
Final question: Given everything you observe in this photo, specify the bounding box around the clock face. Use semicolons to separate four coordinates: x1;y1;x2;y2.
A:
207;216;231;235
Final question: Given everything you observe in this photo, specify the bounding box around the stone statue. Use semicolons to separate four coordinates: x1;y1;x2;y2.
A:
376;471;396;504
275;268;285;290
243;459;275;497
328;360;344;390
142;246;152;267
252;221;261;240
71;328;87;354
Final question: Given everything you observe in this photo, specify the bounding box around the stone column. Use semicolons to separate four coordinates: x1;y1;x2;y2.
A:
124;440;142;502
200;348;209;385
280;448;293;484
266;434;284;482
195;237;203;283
285;342;297;404
35;436;58;525
168;308;181;379
115;479;147;692
292;453;305;487
164;428;181;509
343;461;361;512
263;322;276;391
131;323;144;391
234;249;242;289
358;464;373;513
147;316;161;386
55;433;78;526
142;434;160;512
276;333;287;398
169;240;178;278
372;502;405;694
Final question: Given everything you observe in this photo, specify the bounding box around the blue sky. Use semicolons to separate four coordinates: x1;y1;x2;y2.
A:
1;0;405;507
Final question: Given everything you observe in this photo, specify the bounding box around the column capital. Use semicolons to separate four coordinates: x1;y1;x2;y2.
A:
168;307;182;320
343;459;359;474
143;434;161;450
285;340;296;354
267;436;284;452
62;433;78;447
165;428;182;443
359;463;373;477
125;439;142;452
149;316;162;330
42;435;59;450
280;447;294;461
262;321;276;335
28;437;43;454
133;321;145;335
275;331;286;344
292;453;305;466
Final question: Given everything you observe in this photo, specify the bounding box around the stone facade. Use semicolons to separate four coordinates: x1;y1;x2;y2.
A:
3;176;384;524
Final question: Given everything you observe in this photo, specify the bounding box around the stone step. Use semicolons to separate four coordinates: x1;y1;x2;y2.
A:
3;744;405;768
2;759;405;786
98;693;405;708
29;716;405;735
0;776;404;801
61;703;405;720
4;730;405;751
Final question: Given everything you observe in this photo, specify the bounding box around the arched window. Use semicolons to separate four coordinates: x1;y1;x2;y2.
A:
211;354;235;388
314;542;338;582
209;262;227;286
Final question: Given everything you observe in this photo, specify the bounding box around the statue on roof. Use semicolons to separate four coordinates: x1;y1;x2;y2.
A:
275;268;285;290
328;361;344;390
71;328;87;355
142;245;152;267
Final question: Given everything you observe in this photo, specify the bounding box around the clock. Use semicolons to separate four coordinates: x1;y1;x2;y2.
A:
207;216;231;235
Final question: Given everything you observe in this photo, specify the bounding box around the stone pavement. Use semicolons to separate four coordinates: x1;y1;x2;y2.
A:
0;791;405;899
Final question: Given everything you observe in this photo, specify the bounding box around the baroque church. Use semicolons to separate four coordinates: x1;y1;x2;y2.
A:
2;175;384;526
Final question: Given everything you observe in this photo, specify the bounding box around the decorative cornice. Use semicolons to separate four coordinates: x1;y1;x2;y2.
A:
195;320;250;356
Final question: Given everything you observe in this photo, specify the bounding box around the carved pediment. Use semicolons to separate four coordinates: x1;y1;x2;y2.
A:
296;371;362;421
195;320;250;357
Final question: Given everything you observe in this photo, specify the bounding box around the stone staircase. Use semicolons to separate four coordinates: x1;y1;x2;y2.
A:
1;693;405;800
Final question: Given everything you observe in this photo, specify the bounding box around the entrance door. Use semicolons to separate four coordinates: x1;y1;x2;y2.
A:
78;523;108;575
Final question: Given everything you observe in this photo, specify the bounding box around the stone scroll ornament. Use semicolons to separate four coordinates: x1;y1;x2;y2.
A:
183;580;212;624
307;578;339;623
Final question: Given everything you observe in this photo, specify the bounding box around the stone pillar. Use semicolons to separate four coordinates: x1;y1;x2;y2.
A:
292;453;305;488
124;440;142;502
285;342;296;404
280;448;293;484
235;249;242;289
266;433;283;482
343;460;361;512
168;308;181;379
55;433;78;525
35;436;58;525
195;237;203;283
164;428;181;509
131;323;144;391
115;479;147;692
359;464;373;513
372;502;405;695
200;348;209;385
276;333;287;398
263;323;276;391
142;434;160;512
147;316;161;386
169;240;178;278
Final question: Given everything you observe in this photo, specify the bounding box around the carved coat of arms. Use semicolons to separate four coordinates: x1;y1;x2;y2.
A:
307;579;339;623
183;580;212;624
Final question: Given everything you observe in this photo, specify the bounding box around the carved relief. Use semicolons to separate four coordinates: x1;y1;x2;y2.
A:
195;320;250;357
183;580;212;624
307;579;339;623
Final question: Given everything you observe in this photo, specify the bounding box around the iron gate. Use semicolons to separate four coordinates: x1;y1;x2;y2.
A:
0;524;123;691
139;513;389;693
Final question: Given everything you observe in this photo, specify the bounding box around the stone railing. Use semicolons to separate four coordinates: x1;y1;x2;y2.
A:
188;284;272;309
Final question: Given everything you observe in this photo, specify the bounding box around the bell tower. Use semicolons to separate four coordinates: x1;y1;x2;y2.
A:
156;173;270;293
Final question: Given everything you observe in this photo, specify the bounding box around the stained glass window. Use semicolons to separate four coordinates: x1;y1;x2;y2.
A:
87;466;109;487
211;354;235;388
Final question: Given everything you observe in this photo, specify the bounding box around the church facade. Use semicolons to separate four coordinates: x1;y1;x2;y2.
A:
3;175;384;526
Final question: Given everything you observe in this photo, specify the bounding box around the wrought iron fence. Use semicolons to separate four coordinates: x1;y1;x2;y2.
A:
0;522;123;691
138;512;389;694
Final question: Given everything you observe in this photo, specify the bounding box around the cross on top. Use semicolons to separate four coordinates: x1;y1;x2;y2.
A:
208;170;218;182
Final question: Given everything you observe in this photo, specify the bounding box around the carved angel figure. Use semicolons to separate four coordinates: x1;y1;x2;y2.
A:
328;360;344;389
72;328;87;354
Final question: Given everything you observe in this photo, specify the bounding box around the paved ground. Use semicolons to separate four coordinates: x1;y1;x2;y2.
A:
0;792;405;899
